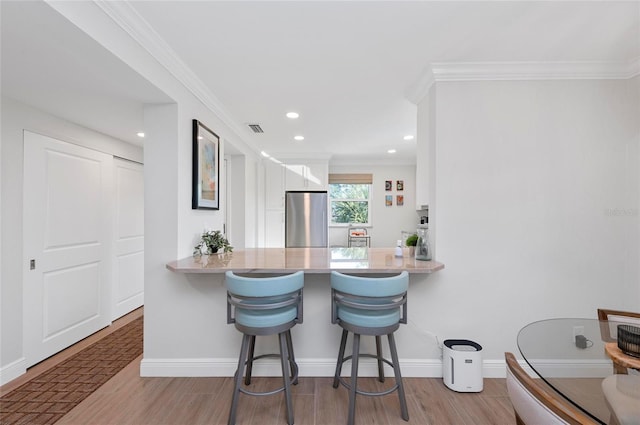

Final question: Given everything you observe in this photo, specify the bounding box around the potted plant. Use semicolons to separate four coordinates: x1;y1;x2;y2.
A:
405;233;418;257
194;229;233;256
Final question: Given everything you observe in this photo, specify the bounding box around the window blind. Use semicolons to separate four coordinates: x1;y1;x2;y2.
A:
328;173;373;184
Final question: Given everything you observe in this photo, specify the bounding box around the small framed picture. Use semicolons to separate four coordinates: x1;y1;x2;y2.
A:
385;195;393;206
397;195;404;206
385;180;392;191
397;180;404;191
192;119;220;210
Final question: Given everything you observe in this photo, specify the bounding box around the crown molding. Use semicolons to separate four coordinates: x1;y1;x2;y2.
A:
87;0;640;132
407;59;640;104
329;156;416;167
92;0;253;151
431;60;639;82
405;67;435;104
261;152;333;162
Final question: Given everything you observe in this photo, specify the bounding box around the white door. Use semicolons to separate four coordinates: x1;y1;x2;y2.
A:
112;158;144;320
23;131;113;366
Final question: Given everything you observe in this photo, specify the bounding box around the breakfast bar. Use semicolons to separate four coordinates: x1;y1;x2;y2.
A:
154;248;444;379
166;247;445;274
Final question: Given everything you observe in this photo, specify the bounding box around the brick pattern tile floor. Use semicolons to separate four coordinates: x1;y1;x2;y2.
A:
0;317;143;425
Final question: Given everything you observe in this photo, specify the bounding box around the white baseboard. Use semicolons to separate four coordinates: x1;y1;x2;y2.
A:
520;359;612;378
140;357;613;379
4;354;610;386
140;357;508;378
0;357;27;386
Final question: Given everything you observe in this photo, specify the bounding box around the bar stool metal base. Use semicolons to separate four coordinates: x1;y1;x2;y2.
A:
228;328;298;425
332;328;409;425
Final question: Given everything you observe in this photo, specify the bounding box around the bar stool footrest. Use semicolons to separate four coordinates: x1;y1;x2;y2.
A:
235;353;299;397
335;353;399;397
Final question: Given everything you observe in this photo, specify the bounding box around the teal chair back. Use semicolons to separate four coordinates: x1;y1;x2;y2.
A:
331;271;408;330
226;271;304;330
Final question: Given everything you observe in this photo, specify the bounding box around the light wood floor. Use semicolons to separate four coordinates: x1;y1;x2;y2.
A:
56;360;515;425
3;308;517;425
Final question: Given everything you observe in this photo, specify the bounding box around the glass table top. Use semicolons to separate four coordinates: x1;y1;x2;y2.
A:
517;318;640;425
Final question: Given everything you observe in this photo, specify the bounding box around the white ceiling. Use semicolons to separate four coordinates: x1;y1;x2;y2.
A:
0;1;172;146
2;1;639;162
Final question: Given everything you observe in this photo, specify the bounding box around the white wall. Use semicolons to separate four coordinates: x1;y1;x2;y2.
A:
415;78;640;362
1;2;260;383
41;2;261;365
328;163;421;248
633;75;640;309
0;97;143;382
227;155;248;249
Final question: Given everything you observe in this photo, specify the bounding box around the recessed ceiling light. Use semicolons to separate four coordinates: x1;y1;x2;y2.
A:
403;135;414;141
294;135;305;141
136;132;145;138
286;112;299;119
388;149;397;154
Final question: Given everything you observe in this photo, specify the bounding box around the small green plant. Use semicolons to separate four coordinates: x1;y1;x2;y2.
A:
405;234;418;247
194;230;233;255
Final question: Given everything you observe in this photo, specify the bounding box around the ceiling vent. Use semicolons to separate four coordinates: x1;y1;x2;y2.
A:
248;124;264;133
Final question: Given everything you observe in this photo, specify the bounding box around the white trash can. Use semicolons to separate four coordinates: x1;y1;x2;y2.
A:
442;339;483;392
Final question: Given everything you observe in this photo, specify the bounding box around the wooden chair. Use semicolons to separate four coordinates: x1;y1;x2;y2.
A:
597;308;640;341
504;352;596;425
597;308;640;374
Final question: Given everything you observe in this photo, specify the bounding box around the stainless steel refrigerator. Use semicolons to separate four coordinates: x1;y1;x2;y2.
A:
285;191;328;247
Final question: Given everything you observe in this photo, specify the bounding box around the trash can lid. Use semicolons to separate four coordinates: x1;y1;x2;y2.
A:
443;339;483;351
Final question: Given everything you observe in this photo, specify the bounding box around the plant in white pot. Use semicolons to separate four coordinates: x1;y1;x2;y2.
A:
405;233;418;257
194;229;233;256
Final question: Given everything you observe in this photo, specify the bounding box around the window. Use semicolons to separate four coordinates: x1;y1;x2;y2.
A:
329;174;372;225
330;184;370;224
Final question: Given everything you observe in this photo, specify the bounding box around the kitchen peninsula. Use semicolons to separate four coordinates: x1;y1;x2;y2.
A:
166;247;444;274
150;248;444;379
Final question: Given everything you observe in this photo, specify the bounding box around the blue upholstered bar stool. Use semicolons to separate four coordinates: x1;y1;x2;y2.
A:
331;271;409;425
225;271;304;425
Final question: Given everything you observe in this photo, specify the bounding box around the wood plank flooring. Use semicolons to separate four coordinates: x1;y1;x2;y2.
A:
56;358;515;425
3;308;517;424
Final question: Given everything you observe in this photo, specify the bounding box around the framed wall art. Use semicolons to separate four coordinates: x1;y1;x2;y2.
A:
192;119;220;210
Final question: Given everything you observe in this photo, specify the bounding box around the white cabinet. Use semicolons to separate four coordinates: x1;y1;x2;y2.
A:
304;162;328;190
265;161;285;209
284;161;328;191
284;164;306;191
263;158;328;247
264;210;285;247
264;161;285;246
